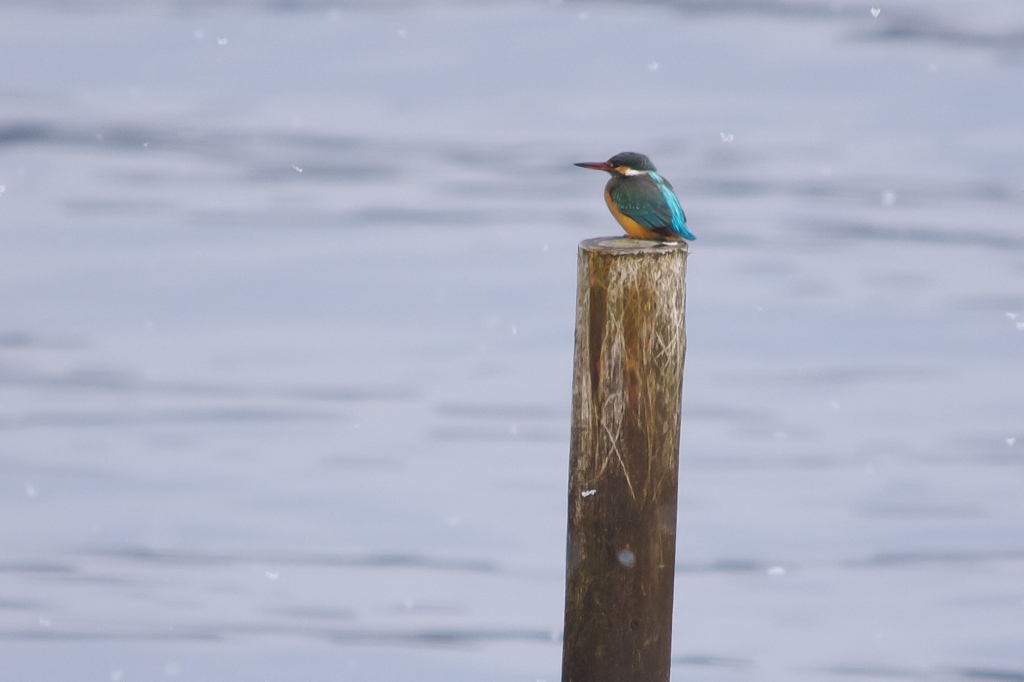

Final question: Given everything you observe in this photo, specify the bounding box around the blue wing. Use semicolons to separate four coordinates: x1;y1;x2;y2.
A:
608;173;695;241
649;173;695;240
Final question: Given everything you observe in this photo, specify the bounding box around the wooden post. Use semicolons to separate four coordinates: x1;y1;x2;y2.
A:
562;237;688;682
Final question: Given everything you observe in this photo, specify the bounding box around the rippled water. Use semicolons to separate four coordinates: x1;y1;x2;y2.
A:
1;1;1023;680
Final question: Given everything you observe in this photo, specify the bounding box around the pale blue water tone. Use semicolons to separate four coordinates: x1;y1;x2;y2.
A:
1;1;1023;680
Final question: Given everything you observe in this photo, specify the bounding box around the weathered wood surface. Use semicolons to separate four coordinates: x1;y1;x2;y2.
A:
562;237;688;682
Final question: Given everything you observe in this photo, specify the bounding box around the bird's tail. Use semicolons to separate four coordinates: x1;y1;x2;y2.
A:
675;225;696;241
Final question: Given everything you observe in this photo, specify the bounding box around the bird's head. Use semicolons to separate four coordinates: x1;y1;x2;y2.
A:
574;151;657;176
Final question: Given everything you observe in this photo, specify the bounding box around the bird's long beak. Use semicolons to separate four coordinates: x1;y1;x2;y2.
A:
574;161;613;171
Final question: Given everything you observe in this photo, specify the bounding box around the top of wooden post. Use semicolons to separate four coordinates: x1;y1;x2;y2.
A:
579;237;689;256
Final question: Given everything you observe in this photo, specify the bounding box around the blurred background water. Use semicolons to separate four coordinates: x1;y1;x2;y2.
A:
1;0;1023;680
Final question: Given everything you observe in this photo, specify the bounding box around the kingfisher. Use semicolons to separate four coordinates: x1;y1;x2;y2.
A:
575;152;695;241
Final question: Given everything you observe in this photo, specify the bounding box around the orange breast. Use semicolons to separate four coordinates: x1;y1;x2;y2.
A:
604;189;664;240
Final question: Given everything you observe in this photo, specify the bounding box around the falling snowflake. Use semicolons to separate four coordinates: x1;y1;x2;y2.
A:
720;132;734;143
871;7;881;17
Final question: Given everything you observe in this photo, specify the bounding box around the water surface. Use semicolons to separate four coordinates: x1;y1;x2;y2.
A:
1;1;1023;679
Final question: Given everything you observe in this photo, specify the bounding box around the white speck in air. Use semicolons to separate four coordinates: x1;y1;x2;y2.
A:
581;489;597;498
292;165;303;173
1007;438;1017;446
217;37;228;45
882;190;896;206
266;571;279;580
25;484;38;498
617;549;636;567
720;132;734;143
871;7;881;17
767;566;786;576
647;61;659;71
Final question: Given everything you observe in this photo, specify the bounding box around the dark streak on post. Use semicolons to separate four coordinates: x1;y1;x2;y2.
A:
562;237;688;682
